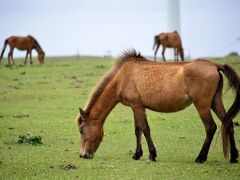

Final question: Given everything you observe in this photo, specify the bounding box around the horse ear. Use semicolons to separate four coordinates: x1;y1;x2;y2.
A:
79;107;85;116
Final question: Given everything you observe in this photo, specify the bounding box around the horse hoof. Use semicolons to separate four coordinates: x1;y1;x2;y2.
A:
148;150;157;161
230;159;238;163
149;157;156;162
149;155;156;161
132;155;140;160
132;151;143;160
195;156;206;164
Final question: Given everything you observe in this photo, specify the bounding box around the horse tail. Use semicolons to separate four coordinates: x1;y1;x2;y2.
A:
0;39;8;61
218;64;240;158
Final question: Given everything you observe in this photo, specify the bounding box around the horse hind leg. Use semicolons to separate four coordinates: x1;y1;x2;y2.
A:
211;74;238;163
194;101;217;163
228;122;238;163
7;52;11;65
9;47;15;65
7;49;13;65
131;104;157;161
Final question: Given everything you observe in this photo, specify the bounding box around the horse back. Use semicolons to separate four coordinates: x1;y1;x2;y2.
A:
116;60;220;112
6;36;35;50
160;32;182;47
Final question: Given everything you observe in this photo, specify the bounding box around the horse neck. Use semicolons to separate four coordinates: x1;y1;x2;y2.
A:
33;40;42;54
35;46;42;54
88;83;118;125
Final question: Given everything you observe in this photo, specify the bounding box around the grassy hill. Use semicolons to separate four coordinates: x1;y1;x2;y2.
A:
0;55;240;179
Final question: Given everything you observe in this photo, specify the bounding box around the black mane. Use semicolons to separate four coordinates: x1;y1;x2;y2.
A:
118;49;144;60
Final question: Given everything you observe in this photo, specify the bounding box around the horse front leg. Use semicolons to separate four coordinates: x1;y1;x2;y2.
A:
30;50;33;64
175;48;179;61
142;117;157;161
162;47;166;61
132;114;143;160
24;51;29;65
131;104;157;161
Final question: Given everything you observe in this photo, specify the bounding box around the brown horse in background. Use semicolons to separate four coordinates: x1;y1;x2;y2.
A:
76;49;240;163
0;35;45;65
153;31;184;61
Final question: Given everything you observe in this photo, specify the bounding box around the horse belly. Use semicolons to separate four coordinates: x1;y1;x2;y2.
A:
144;93;192;112
17;47;27;51
13;39;31;50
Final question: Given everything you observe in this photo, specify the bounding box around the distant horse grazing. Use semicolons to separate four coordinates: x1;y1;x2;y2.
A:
0;35;45;65
153;31;184;61
76;49;240;163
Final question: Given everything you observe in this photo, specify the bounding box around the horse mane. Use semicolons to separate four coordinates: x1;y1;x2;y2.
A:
84;49;145;114
27;35;43;51
116;49;144;67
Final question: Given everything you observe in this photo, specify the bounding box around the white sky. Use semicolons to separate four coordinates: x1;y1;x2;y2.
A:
1;0;240;58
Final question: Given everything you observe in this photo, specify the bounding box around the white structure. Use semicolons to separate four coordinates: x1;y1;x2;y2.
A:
165;0;181;60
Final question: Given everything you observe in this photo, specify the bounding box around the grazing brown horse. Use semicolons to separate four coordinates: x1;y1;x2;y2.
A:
76;49;240;163
153;31;184;61
0;35;45;65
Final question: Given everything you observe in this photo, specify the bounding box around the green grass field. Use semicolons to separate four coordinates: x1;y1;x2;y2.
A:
0;56;240;179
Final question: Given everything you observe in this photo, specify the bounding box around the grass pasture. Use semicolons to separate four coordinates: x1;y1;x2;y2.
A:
0;56;240;179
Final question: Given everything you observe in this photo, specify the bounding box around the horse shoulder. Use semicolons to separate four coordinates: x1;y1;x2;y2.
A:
115;62;142;106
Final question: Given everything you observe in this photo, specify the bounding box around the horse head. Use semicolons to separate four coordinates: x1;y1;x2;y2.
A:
76;108;103;159
38;50;45;64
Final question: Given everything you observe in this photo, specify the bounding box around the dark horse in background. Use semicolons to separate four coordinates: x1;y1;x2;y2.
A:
153;31;184;61
0;35;45;65
76;49;240;163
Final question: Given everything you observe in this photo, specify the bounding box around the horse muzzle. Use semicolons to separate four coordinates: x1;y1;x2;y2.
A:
79;152;93;159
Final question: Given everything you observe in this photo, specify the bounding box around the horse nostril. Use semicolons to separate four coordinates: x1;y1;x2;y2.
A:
84;153;89;159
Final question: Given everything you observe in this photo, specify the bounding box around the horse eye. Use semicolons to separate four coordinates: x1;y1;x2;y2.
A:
79;128;84;134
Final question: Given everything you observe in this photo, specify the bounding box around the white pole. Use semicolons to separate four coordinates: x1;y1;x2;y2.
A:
165;0;181;60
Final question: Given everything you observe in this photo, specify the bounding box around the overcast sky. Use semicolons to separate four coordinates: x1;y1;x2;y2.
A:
1;0;240;58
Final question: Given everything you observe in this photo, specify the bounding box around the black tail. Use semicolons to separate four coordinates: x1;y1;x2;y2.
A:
221;64;240;120
0;39;8;61
219;64;240;158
